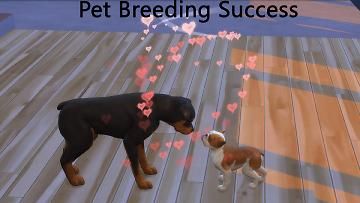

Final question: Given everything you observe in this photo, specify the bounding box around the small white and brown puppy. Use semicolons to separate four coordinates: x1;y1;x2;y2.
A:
202;130;267;191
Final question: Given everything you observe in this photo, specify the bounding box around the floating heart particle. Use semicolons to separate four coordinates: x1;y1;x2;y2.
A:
137;55;148;63
195;36;206;46
211;111;221;119
173;140;185;150
222;119;231;128
152;25;157;29
194;61;200;66
149;75;157;83
143;29;149;35
218;31;227;38
136;68;148;79
141;91;154;101
216;60;223;66
169;46;179;54
226;103;238;113
181;21;196;35
145;46;152;52
143;108;152;117
172;26;179;32
172;54;182;63
159;151;168;159
226;34;234;41
238;90;247;99
155;54;162;61
137;102;146;111
235;64;243;71
123;159;131;167
248;55;257;63
165;141;172;148
207;35;216;40
188;38;196;45
243;74;250;81
145;100;153;108
101;114;112;125
138;120;151;131
167;55;174;62
189;131;201;142
157;64;164;71
177;41;185;48
141;37;145;41
141;15;154;27
135;78;145;87
246;61;256;69
176;156;192;169
234;33;241;40
150;142;160;151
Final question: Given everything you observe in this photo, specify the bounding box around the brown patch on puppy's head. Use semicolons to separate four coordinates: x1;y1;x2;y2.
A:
202;130;226;149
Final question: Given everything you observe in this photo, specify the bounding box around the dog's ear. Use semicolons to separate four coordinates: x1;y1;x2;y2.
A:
215;140;226;148
221;130;226;134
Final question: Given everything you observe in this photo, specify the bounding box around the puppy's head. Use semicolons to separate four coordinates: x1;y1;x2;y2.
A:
202;130;226;150
169;97;195;135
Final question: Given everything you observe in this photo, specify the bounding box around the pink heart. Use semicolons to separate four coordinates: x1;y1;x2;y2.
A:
218;31;227;38
234;33;241;40
211;111;220;119
145;46;152;52
165;141;172;148
173;140;185;150
248;55;257;63
143;29;149;35
143;108;152;117
235;64;243;70
172;54;182;63
194;61;200;66
135;78;145;87
167;55;174;62
159;151;168;159
150;142;160;151
152;25;157;29
145;100;153;108
122;159;130;167
188;38;196;45
138;120;151;131
149;75;157;83
222;119;231;128
226;34;234;41
137;102;146;111
207;35;216;40
101;114;112;125
141;15;154;27
137;55;148;64
155;54;162;61
238;90;247;99
177;41;185;48
136;68;148;79
243;74;250;81
189;131;201;142
169;46;179;54
195;36;206;46
181;21;196;35
216;60;223;66
157;64;164;71
246;61;256;69
226;103;238;113
141;91;154;102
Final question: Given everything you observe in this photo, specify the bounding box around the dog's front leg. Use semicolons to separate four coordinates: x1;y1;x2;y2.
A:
137;142;157;175
124;138;153;189
217;171;230;192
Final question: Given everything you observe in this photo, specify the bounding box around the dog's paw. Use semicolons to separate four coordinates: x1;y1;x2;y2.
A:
69;175;85;186
217;185;227;192
249;182;257;189
143;166;158;175
137;179;153;190
72;165;80;174
218;175;224;182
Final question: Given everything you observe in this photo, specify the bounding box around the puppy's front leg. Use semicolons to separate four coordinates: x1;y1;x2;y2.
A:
217;171;230;192
124;139;153;189
137;142;157;175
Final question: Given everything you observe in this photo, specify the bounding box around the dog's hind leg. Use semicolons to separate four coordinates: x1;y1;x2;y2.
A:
217;171;231;192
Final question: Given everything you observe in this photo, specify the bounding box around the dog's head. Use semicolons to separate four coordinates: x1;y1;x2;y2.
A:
202;130;226;150
167;96;195;135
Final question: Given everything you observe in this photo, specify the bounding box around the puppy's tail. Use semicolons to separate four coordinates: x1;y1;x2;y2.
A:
57;101;69;110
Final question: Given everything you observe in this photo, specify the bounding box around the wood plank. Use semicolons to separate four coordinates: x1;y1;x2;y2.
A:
263;36;304;202
235;36;265;203
301;37;360;202
155;38;216;203
285;37;336;202
340;38;360;86
0;30;32;55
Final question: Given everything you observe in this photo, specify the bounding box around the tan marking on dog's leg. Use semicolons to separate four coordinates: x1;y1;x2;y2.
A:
62;163;85;186
137;144;157;175
133;165;153;189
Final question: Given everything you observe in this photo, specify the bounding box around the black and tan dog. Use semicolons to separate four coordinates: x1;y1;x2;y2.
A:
57;93;195;189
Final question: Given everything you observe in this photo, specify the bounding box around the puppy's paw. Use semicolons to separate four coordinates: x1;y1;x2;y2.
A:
143;166;158;175
69;175;85;186
249;182;257;189
217;185;227;192
72;165;80;174
137;179;153;190
218;175;224;182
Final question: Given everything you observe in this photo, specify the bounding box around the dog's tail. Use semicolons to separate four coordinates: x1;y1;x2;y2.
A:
57;101;69;110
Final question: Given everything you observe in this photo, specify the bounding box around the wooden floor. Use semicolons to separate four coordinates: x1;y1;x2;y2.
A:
0;30;359;203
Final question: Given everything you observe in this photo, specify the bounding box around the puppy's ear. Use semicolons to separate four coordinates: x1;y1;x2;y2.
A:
221;130;226;134
215;140;226;148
